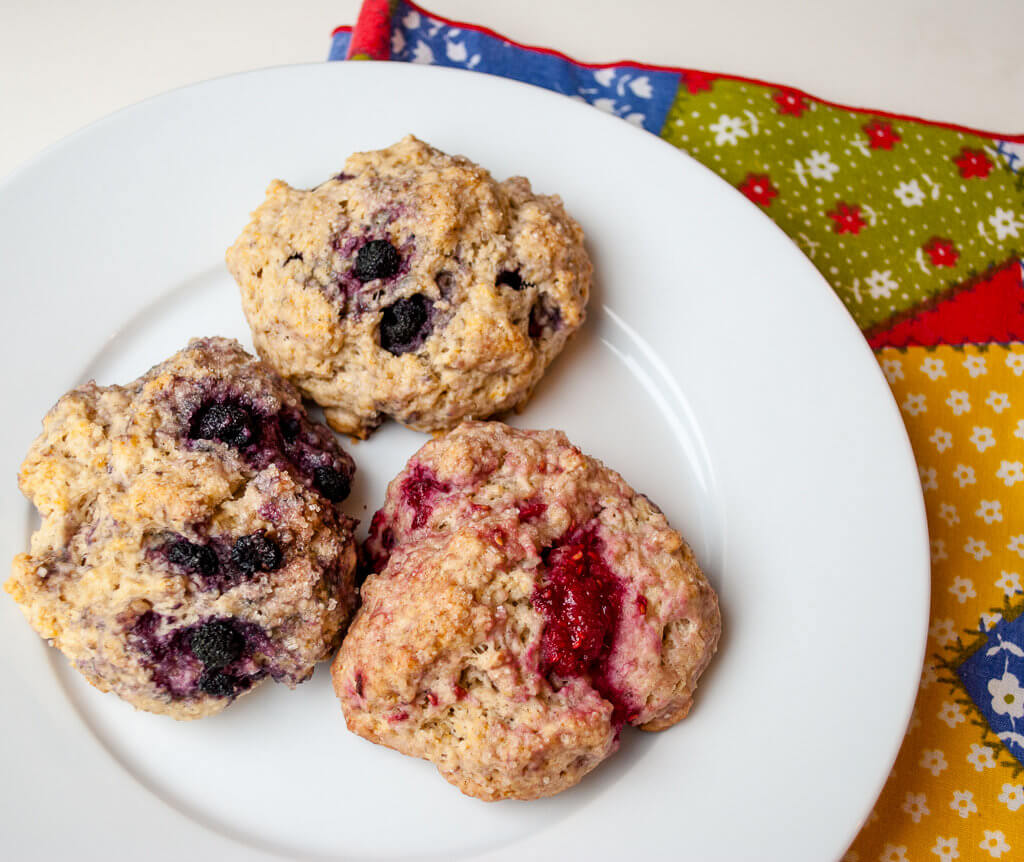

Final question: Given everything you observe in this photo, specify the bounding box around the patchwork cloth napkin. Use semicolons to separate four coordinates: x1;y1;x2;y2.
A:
331;2;1024;858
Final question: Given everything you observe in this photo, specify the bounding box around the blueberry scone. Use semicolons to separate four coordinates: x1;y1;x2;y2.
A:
6;337;359;720
226;136;591;438
333;421;720;800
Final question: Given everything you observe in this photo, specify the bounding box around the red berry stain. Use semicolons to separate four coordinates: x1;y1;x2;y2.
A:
387;709;409;722
426;691;439;706
354;671;364;697
366;509;395;573
533;525;634;725
400;464;451;529
516;498;548;521
635;595;648;615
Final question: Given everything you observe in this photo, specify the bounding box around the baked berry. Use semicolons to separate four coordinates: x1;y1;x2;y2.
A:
189;620;244;668
167;539;219;576
353;239;401;282
199;669;238;698
313;465;350;502
231;533;283;575
379;294;431;355
495;270;523;290
190;401;257;448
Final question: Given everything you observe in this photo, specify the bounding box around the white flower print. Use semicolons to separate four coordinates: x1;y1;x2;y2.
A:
969;426;995;451
920;661;939;689
963;355;988;377
1006;352;1024;376
975;500;1003;523
998;782;1024;812
988;671;1024;719
931;539;947;562
967;743;997;771
929;428;953;452
880;845;909;862
930;617;957;646
985;391;1011;413
950;789;977;818
390;30;406;54
866;269;898;299
805;150;839;181
989;207;1022;240
445;40;468;62
411;40;435;64
946;389;971;414
938;701;966;728
949;576;976;603
894;179;926;207
919;748;947;776
996;460;1024;486
919;465;937;490
920;356;946;380
628;76;653;99
982;612;1004;630
401;10;421;28
1014;419;1024;440
938;502;959;526
1008;535;1024;557
931;836;959;862
880;357;904;383
902;393;927;416
996;570;1022;597
709;114;748;146
979;831;1011;859
953;464;976;487
963;537;990;560
901;791;929;823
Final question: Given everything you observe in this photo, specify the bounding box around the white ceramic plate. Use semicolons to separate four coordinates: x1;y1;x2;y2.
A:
0;63;928;861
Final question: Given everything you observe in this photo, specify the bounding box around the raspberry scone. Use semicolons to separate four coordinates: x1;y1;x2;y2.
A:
334;421;720;800
226;136;591;437
7;337;359;720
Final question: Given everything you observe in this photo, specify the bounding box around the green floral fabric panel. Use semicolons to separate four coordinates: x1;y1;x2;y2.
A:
660;76;1024;329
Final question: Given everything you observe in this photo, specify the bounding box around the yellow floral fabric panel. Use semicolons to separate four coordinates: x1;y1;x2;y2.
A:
848;343;1024;862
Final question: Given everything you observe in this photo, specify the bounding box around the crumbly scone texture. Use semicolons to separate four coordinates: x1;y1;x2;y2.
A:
6;337;359;720
334;421;720;800
226;135;591;438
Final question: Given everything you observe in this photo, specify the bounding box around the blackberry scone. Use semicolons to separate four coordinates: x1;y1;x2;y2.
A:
7;337;359;719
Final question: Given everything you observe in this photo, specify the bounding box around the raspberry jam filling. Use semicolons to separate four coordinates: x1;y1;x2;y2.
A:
130;612;272;699
532;525;635;725
400;464;451;529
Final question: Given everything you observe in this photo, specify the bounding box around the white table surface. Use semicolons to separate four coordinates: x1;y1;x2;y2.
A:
2;0;1022;182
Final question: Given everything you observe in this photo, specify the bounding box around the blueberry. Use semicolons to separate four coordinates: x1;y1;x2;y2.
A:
313;465;350;502
199;669;238;698
189;620;244;668
231;533;283;575
191;402;257;448
353;239;401;282
379;294;431;355
495;270;524;290
167;539;219;576
279;414;301;442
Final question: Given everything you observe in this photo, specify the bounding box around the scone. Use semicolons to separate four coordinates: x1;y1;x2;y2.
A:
226;135;591;437
334;421;720;800
6;337;359;720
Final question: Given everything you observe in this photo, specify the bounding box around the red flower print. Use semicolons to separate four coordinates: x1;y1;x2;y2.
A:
862;119;901;150
922;237;959;267
738;173;778;207
827;202;866;235
681;70;714;94
773;89;809;117
952;147;993;179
